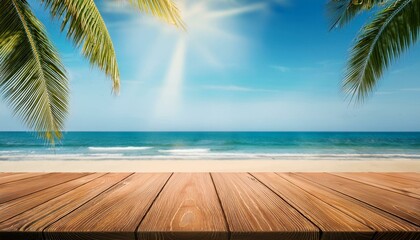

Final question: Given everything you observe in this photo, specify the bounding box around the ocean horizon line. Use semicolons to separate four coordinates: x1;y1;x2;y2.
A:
1;132;420;161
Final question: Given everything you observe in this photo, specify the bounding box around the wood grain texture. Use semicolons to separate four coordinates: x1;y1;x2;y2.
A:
211;173;318;240
297;173;420;226
379;173;420;183
0;173;131;240
333;173;420;198
282;173;420;240
252;172;374;240
0;173;104;222
0;173;16;177
0;173;87;204
0;172;419;240
0;173;47;185
44;173;171;240
138;173;228;240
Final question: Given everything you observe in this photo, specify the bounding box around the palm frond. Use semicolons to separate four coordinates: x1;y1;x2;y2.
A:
41;0;120;93
343;0;420;102
127;0;185;29
328;0;388;30
0;0;69;143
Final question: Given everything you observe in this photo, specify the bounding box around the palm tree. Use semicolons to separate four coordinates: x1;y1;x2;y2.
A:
328;0;419;102
0;0;183;144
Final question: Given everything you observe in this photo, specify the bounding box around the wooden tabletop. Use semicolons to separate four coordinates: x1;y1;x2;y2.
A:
0;172;419;240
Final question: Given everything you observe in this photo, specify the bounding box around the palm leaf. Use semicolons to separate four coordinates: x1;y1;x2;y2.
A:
0;0;68;143
328;0;388;30
41;0;120;93
127;0;185;29
343;0;420;102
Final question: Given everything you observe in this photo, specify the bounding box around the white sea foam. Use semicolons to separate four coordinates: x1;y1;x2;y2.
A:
0;150;21;153
89;153;125;157
141;152;420;160
1;153;420;161
158;149;210;154
88;146;152;151
0;153;124;161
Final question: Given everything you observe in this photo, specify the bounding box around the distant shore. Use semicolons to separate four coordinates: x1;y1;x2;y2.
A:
1;159;419;172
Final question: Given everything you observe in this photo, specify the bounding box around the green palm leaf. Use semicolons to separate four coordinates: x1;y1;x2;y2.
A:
127;0;185;29
343;0;420;102
42;0;120;93
328;0;388;30
0;0;68;143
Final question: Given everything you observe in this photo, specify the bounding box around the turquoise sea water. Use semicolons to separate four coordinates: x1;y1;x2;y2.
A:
0;132;420;160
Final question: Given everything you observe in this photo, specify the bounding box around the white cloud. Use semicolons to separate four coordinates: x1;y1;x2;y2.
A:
316;60;343;67
375;91;395;95
270;65;290;72
391;68;410;74
390;62;420;74
271;60;341;74
271;65;315;72
400;88;420;92
145;94;420;131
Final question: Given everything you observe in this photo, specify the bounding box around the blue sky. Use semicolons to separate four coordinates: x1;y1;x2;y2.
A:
1;0;420;131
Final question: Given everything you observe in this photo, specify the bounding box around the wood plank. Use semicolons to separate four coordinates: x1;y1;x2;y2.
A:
0;173;131;240
333;173;420;198
0;173;104;221
0;173;16;177
211;173;318;240
0;173;87;204
252;172;374;240
282;173;420;240
297;173;420;226
0;173;21;179
44;173;171;240
0;172;49;185
1;172;418;239
379;173;420;183
138;173;228;240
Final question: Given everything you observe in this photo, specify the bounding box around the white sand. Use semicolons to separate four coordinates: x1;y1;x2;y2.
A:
1;159;419;172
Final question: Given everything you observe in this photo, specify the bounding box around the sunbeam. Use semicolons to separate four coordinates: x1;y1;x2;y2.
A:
154;39;187;118
142;0;267;120
204;3;266;19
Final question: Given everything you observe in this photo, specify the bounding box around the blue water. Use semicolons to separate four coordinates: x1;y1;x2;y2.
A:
1;132;420;160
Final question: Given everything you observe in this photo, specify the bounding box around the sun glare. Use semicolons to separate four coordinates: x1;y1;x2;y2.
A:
152;0;265;119
155;38;186;118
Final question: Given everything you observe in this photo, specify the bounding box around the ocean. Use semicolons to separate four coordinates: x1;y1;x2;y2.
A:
0;132;420;161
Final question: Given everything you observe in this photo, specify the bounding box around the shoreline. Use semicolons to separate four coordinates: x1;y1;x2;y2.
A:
1;159;419;172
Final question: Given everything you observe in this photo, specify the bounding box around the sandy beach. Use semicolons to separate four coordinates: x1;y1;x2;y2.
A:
1;159;419;172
